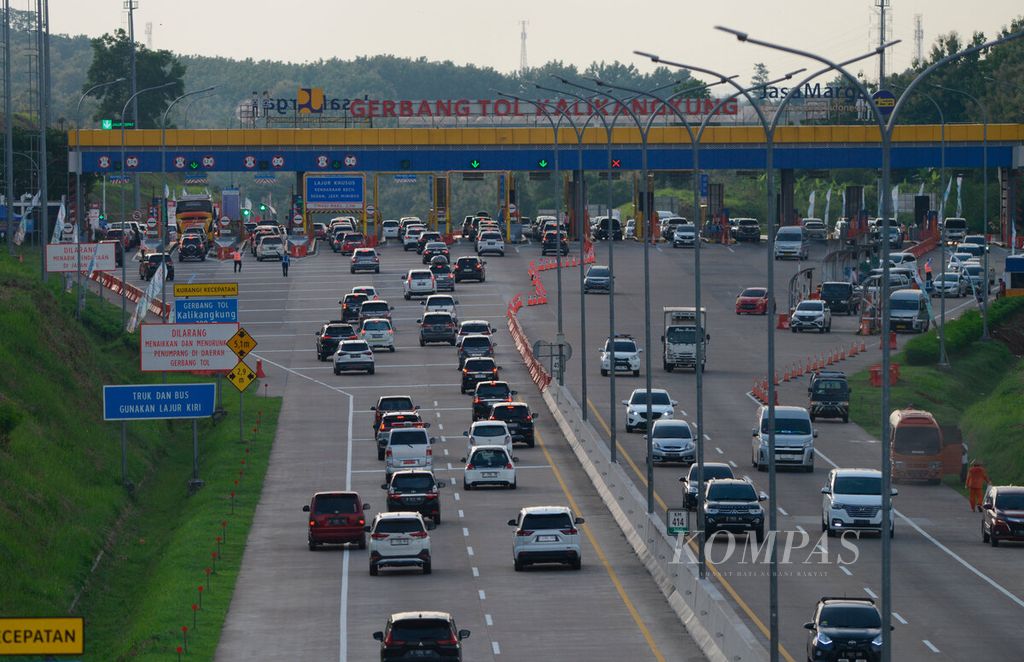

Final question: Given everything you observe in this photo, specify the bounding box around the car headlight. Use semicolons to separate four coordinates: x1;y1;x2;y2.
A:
871;634;883;649
705;508;719;515
815;632;833;648
831;503;846;510
894;461;905;469
928;462;942;470
749;507;762;514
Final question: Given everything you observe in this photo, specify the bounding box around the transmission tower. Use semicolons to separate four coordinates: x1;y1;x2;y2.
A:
145;21;152;49
913;14;923;64
870;0;893;85
519;20;528;75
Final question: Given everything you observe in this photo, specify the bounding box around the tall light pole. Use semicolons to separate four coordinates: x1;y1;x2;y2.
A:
3;0;12;256
930;83;991;339
183;89;216;128
120;81;173;328
36;0;49;279
125;0;141;211
718;24;1023;662
75;77;126;317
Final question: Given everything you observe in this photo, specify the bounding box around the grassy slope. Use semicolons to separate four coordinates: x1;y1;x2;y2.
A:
0;255;280;660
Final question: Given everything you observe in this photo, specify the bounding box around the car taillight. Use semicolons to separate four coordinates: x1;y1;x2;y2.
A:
462;368;469;374
426;446;432;457
409;530;428;539
526;415;533;422
309;520;316;527
371;532;389;540
424;493;438;500
473;397;481;404
322;335;330;340
386;449;392;458
516;530;534;536
465;463;475;470
357;518;365;526
475;265;482;270
436;634;458;646
505;463;514;469
561;528;578;535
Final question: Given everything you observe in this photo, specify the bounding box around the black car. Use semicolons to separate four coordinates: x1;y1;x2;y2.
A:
807;370;850;423
681;462;734;510
703;478;767;542
488;401;536;447
422;242;450;264
819;281;858;315
138;253;175;281
592;217;622;241
417;231;443;254
316;321;357;361
383;470;445;522
804;597;884;662
982;485;1024;546
457;334;496;368
339;293;369;323
460;357;499;394
453;256;486;283
583;265;612;293
373;611;470;662
98;239;124;268
471;381;516;421
733;218;762;242
541;231;569;256
178;236;207;262
418;312;457;346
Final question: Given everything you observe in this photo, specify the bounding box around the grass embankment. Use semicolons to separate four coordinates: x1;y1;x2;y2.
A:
0;254;280;659
849;301;1024;487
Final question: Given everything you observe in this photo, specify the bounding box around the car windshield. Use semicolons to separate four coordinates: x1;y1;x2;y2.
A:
630;391;671;406
944;219;967;230
833;476;881;495
390;619;452;642
674;224;694;232
819;605;881;629
588;267;610;277
340;342;368;352
666;327;696;344
761;416;812;435
741;288;766;298
344;295;366;305
777;229;802;240
890;297;921;310
374;519;424;535
996;493;1024;510
260;237;282;246
521;513;572;530
812;379;848;395
324;326;352;337
820;284;851;297
481;232;501;240
424;314;452;325
461;323;489;334
313;494;358;514
361;302;388;313
457;258;479;268
708;484;757;501
409;271;431;280
739;220;759;227
473;425;506;437
426;242;446;250
462;337;490;349
653;423;691;439
938;274;960;283
389;430;427;445
379;398;413;411
147;254;169;264
354;250;375;257
363;320;390;331
476;384;509;398
796;302;823;311
689;466;733;482
893;426;941;455
490;405;528;421
610;340;636;352
428;297;455;307
344;233;364;241
390;474;435;491
470;448;509;468
464;358;495;372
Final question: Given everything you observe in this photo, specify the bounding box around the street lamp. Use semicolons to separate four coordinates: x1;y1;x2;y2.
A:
75;77;125;318
929;83;990;340
183;89;217;128
119;81;174;328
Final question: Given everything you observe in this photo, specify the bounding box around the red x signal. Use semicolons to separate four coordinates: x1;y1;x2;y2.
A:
610;159;621;168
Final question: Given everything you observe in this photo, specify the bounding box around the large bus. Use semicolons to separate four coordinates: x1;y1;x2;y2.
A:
889;408;961;484
176;193;216;242
1004;255;1024;298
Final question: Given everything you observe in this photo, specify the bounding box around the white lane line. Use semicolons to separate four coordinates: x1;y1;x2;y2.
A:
462;527;470;537
728;460;737;468
466;545;474;556
840;566;853;576
443;448;449;456
745;391;762;405
453;492;460;501
815;446;1024;610
447;462;453;470
492;641;501;655
923;640;940;653
433;400;439;407
795;525;807;535
458;509;465;519
340;388;355;662
777;507;789;516
703;433;711;441
864;587;878;599
679;409;688;418
438;423;444;431
436;411;442;418
485;614;493;626
478;590;486;600
472;566;479;577
892;612;908;625
715;447;723;454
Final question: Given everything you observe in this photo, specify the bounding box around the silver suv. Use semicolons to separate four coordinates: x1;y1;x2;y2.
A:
508;506;584;571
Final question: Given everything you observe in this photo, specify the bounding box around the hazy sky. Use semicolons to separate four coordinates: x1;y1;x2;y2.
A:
46;0;1022;85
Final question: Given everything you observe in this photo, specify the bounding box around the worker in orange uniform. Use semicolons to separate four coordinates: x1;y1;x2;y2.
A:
965;459;990;512
233;248;243;273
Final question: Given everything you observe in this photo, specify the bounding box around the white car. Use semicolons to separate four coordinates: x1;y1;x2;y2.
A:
402;269;436;300
255;235;285;261
366;512;434;575
790;300;832;333
821;468;895;538
622;388;677;433
671;223;697;247
360;318;396;352
351;285;379;300
456;320;497;346
463;420;513;456
384;427;435;479
462;445;517;490
947;252;974;272
402;226;426;251
422;294;458;321
508;505;584;571
600;335;641;377
802;218;827;240
381;220;400;240
648;418;695;465
476;231;505;256
333;339;375;375
888;252;918;270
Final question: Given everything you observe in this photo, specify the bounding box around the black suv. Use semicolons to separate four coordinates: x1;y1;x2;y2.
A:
373;611;470;662
471;381;516;421
807;370;850;422
383;470;445;523
488;401;536;447
982;485;1024;546
703;478;766;542
315;321;357;361
819;281;858;315
681;462;735;510
178;236;207;262
339;292;369;323
541;231;569;256
417;231;443;254
461;357;499;393
453;256;486;283
139;252;175;280
419;312;457;346
804;597;884;662
733;218;762;242
592;217;622;241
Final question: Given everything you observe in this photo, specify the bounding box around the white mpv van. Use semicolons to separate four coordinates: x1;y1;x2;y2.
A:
752;405;816;472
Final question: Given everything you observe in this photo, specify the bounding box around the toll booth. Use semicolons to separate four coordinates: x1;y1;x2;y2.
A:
1005;255;1024;298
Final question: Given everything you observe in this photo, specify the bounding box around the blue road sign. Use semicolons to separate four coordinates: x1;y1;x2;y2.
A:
305;174;364;208
872;90;896;119
103;383;216;421
174;298;238;323
700;173;709;199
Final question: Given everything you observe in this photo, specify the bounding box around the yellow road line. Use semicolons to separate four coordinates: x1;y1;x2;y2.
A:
535;429;667;662
585;398;796;662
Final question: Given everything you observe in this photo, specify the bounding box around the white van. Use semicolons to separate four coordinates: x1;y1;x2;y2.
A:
889;289;929;333
773;226;808;260
752;405;816;472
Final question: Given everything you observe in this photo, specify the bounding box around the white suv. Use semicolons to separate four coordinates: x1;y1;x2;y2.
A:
821;468;895;538
402;226;426;251
360;318;396;352
462;445;517;490
476;230;505;256
403;269;436;300
333;340;375;375
255;235;285;261
463;420;513;456
508;506;584;571
600;335;641;377
366;512;433;575
790;300;831;333
622;388;677;433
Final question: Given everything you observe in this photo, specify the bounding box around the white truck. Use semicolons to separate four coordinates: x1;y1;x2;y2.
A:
661;307;708;372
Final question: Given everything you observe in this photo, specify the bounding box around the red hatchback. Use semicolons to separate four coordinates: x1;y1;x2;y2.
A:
303;491;370;550
341;232;367;255
735;287;772;315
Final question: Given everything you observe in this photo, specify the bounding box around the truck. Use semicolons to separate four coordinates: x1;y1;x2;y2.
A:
660;307;708;372
176;192;217;243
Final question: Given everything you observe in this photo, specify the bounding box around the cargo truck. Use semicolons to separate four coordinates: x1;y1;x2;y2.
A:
661;307;708;372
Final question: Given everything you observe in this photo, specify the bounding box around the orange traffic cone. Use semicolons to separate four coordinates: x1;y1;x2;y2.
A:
255;359;266;378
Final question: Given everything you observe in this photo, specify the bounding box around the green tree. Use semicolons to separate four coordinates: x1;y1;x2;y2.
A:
83;29;185;128
751;62;770;88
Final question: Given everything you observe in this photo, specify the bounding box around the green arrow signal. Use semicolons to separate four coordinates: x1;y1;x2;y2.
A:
469;160;480;169
538;159;548;169
189;160;200;170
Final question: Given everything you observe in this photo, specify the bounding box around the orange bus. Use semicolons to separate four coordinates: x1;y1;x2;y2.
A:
176;193;215;242
889;408;961;484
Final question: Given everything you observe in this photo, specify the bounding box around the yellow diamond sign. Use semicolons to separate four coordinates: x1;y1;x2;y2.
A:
226;360;257;392
227;327;257;360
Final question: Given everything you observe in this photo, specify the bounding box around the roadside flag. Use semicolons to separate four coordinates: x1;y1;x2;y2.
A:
823;188;832;227
939;176;953;221
807;190;816;219
51;201;66;243
85;249;97;280
955;175;963;217
127;261;164;333
891;185;899;223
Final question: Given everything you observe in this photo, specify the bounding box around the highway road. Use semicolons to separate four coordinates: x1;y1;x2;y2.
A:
162;241;705;661
515;234;1023;661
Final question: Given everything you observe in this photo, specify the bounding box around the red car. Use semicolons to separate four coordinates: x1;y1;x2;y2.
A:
313;223;328;240
341;232;366;255
735;287;772;315
303;491;370;550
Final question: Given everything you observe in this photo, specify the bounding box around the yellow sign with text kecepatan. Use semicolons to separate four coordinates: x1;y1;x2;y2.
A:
173;282;239;298
0;617;84;654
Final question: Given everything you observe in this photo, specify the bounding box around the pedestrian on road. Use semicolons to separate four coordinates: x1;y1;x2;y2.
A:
965;459;990;512
281;250;290;277
233;248;242;273
924;258;933;288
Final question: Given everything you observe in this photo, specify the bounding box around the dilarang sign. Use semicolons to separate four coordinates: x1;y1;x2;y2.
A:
759;83;867;101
